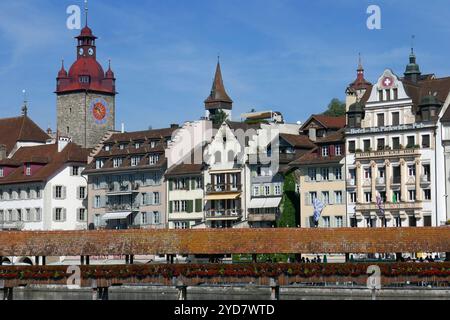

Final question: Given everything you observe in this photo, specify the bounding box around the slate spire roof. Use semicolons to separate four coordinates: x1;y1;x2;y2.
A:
204;61;233;110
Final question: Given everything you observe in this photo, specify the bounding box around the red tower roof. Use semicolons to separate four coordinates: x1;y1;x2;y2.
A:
348;55;372;91
56;25;115;95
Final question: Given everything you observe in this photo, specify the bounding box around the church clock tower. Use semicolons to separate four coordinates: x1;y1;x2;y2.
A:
56;10;116;148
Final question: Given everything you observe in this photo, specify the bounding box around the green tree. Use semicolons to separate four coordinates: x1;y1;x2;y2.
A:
323;98;346;117
277;172;299;228
210;109;229;126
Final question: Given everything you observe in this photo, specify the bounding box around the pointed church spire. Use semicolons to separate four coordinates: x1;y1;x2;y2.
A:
204;60;233;111
348;53;371;91
21;89;28;117
404;35;421;82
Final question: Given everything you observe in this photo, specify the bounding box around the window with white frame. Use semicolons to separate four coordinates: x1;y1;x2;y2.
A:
72;166;80;176
408;165;416;177
424;189;431;201
131;156;141;167
96;159;105;169
153;211;160;224
78;208;86;222
336;216;344;228
253;185;260;197
0;167;3;177
142;212;148;225
322;191;330;204
335;145;342;156
408;190;416;201
35;208;42;222
54;208;64;222
309;192;317;205
174;221;188;229
264;185;271;196
274;184;282;196
25;164;31;176
113;158;123;168
153;192;160;205
364;192;372;203
149;154;160;165
322;146;329;157
78;186;86;199
323;216;331;228
54;186;64;199
321;168;329;181
94;195;101;208
335;191;343;204
308;168;317;181
334;168;342;180
135;142;141;149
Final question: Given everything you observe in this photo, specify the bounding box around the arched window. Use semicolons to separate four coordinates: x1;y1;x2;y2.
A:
214;151;222;164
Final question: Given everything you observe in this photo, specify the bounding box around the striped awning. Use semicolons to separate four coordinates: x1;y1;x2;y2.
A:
101;212;132;221
205;194;241;201
249;198;282;209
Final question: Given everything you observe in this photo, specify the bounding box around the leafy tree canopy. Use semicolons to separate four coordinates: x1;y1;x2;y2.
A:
323;98;346;117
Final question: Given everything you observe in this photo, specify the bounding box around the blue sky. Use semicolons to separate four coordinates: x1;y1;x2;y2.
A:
1;0;450;131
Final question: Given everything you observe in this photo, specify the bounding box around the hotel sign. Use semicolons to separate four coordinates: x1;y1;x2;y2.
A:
346;123;433;135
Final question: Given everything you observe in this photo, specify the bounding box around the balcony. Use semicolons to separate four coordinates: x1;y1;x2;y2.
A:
206;184;242;194
356;148;421;160
106;182;140;196
391;177;401;185
376;177;385;185
420;175;431;185
205;209;242;220
346;178;356;187
106;203;140;212
0;221;25;231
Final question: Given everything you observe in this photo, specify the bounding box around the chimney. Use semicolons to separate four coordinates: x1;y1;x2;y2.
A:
58;136;71;152
0;144;6;160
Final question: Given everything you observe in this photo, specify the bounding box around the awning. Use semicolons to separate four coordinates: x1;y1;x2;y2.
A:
101;212;132;221
205;194;241;201
249;198;282;209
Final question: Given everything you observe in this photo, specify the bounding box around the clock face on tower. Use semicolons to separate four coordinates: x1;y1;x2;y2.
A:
90;98;110;125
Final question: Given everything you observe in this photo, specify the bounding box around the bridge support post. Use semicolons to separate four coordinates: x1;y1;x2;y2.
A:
446;253;450;262
130;255;134;265
0;256;3;266
177;285;187;300
35;256;39;265
345;253;350;263
2;288;13;301
252;254;257;263
86;256;90;265
295;254;302;263
81;256;85;265
125;255;130;264
270;278;280;301
396;253;403;262
42;256;46;266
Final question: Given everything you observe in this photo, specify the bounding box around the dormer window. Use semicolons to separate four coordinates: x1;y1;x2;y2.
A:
119;144;126;150
79;75;91;84
149;155;160;165
95;159;105;169
135;142;141;149
131;156;141;167
150;141;157;148
113;158;123;168
322;147;329;157
25;164;31;176
104;145;111;151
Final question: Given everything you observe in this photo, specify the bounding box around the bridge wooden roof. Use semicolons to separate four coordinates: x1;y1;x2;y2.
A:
0;228;449;256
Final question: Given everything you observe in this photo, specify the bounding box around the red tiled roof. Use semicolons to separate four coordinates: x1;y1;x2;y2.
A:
0;116;50;155
301;115;346;131
280;134;316;149
0;142;88;185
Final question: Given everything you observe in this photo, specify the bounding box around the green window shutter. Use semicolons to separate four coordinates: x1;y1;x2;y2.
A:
62;208;67;222
191;179;196;190
169;201;173;214
169;180;173;191
195;199;203;212
187;200;193;213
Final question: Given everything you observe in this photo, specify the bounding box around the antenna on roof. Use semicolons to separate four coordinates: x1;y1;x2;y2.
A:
84;0;89;26
21;89;28;116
